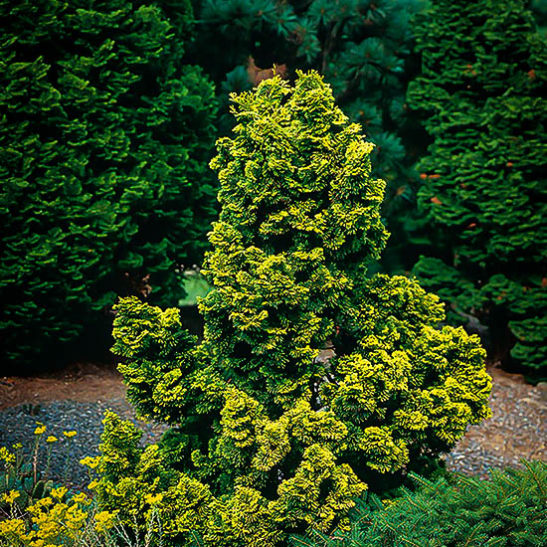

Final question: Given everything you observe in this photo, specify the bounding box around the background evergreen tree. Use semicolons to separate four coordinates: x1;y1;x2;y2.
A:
294;460;547;546
0;0;217;368
95;73;491;545
406;0;547;374
191;0;426;240
531;0;547;37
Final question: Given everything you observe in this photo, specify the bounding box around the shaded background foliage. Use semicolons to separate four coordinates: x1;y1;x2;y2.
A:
1;0;545;376
406;0;547;375
0;0;217;368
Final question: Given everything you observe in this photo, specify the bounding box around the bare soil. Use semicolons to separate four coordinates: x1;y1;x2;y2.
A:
0;361;126;410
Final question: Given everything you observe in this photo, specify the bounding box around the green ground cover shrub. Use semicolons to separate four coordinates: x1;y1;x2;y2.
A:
406;0;547;374
295;460;547;546
0;0;217;368
96;72;491;545
192;0;426;235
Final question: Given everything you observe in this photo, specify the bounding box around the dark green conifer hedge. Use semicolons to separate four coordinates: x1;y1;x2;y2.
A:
0;0;217;367
406;0;547;373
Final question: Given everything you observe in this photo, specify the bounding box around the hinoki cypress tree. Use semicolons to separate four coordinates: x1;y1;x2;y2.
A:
0;0;216;367
407;0;547;373
99;72;491;545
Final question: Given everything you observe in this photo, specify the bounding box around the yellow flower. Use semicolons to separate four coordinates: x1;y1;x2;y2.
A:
71;492;87;504
62;430;77;438
145;492;164;505
50;486;67;500
94;510;118;533
0;446;15;464
0;518;25;537
27;497;53;513
80;456;100;469
1;490;20;504
46;435;57;443
34;424;46;435
12;442;22;450
87;480;99;490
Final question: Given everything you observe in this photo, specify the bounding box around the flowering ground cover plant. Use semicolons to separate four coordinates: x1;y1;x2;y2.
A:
2;429;543;547
0;423;77;514
87;71;494;545
0;429;163;547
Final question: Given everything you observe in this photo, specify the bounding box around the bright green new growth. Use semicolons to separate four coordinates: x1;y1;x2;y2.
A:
296;460;547;546
407;0;547;372
0;0;217;366
104;72;491;545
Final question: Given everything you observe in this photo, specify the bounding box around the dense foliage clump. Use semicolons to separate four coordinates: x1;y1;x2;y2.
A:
296;460;547;546
406;0;547;373
2;430;545;546
99;72;491;545
0;0;217;367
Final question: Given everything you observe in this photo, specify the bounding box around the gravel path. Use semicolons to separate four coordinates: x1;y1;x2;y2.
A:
0;366;545;490
0;397;166;490
443;368;546;477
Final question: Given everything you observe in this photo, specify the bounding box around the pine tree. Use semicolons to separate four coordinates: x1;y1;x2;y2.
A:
95;72;491;545
0;0;217;367
406;0;547;373
294;460;547;546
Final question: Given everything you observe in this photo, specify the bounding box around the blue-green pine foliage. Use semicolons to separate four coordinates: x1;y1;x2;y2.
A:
293;460;547;546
